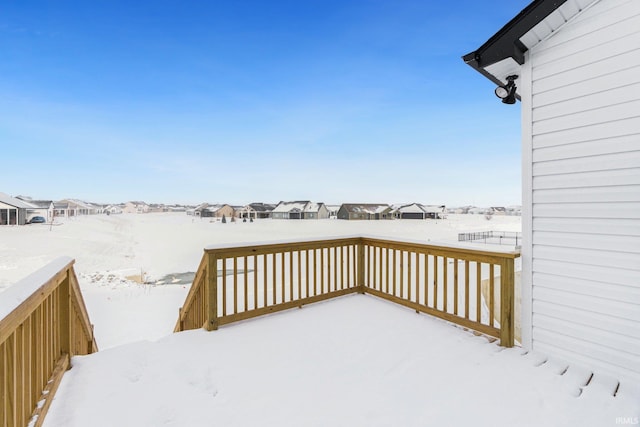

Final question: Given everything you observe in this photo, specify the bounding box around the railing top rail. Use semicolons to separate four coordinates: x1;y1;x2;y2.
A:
203;235;521;259
361;236;521;259
205;235;363;254
0;256;74;323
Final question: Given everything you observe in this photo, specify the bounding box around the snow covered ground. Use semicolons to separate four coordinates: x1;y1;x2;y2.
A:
2;213;638;426
45;296;639;427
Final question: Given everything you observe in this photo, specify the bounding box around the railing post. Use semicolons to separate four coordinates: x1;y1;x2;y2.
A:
59;269;71;359
499;258;515;347
206;252;219;331
357;239;365;293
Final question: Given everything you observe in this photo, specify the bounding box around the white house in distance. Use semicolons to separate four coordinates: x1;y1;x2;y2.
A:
237;203;276;220
123;201;150;214
464;0;640;382
271;201;329;220
16;196;55;221
392;203;445;219
0;192;30;225
54;199;100;217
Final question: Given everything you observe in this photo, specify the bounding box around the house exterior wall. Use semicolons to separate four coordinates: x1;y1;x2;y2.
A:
0;202;26;225
214;205;235;218
523;0;640;381
316;204;329;219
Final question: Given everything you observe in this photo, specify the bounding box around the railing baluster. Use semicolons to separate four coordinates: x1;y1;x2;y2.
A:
297;251;302;301
391;249;396;297
333;246;338;291
272;253;277;305
423;253;428;306
453;258;459;316
476;262;482;323
281;251;286;303
253;255;258;310
371;245;376;290
243;256;248;313
489;264;495;328
222;259;227;316
263;254;268;308
433;255;440;310
399;250;404;299
415;252;419;304
304;249;309;298
313;249;318;296
289;251;294;302
320;248;325;294
443;257;448;313
464;260;470;320
407;251;411;302
233;257;238;315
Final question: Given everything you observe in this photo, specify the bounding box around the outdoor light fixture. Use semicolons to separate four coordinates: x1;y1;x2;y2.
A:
495;75;518;104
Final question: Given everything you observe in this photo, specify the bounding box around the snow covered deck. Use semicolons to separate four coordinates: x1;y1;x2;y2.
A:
45;295;639;427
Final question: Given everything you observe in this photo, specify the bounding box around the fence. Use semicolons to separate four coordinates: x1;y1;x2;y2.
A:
458;231;522;246
175;237;520;347
0;258;98;427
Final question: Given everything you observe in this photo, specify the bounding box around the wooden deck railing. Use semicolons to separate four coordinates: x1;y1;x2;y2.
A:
175;237;362;332
0;257;98;427
175;237;520;347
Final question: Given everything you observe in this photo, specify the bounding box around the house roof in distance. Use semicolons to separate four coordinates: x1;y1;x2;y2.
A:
272;201;310;213
341;204;390;215
248;203;276;212
0;192;33;209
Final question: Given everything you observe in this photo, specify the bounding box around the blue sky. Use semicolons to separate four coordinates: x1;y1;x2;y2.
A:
1;1;529;206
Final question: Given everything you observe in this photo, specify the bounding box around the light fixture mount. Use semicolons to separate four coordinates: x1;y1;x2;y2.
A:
495;75;518;104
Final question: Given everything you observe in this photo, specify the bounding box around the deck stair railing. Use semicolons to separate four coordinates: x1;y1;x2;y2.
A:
0;257;98;427
175;236;520;347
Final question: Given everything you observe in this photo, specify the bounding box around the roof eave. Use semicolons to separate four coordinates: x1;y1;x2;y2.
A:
462;0;568;79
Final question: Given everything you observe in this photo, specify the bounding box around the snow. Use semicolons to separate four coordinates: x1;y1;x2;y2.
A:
44;296;639;427
2;213;638;426
0;256;73;321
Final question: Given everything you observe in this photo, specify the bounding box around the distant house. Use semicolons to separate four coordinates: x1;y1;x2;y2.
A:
148;204;168;213
0;192;30;225
490;207;507;216
422;205;446;219
238;203;276;220
104;205;123;215
464;0;640;381
16;197;55;221
337;204;392;220
505;206;522;216
393;203;444;220
467;207;490;215
303;202;329;220
123;201;149;214
55;199;99;217
272;201;307;220
325;205;341;219
451;206;473;214
272;201;328;220
167;205;187;213
194;203;235;219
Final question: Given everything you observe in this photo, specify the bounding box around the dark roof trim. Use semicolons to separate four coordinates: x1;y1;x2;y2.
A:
462;0;567;71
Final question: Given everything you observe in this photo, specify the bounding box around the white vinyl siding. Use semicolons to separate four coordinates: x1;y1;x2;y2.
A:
528;0;640;382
